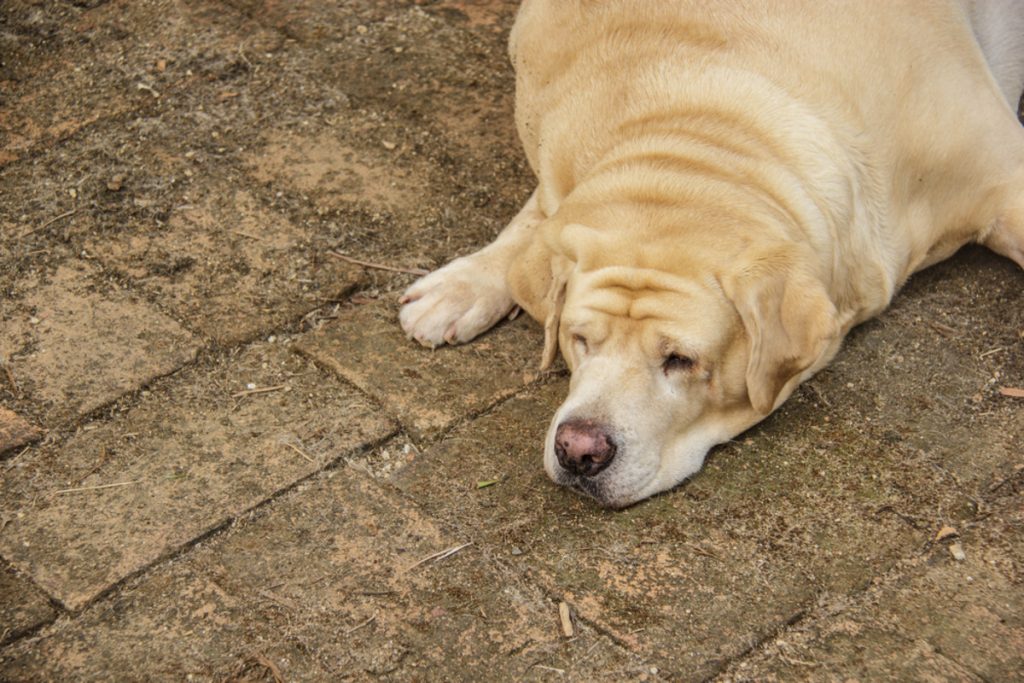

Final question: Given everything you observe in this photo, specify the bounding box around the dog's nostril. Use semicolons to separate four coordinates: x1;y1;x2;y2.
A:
554;419;617;477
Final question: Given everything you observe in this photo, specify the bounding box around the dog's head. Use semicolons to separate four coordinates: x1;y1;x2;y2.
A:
535;228;839;508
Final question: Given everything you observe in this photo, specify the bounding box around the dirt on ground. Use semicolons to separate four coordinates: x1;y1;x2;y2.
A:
0;1;1022;681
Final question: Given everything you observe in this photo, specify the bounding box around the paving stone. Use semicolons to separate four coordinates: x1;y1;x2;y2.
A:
727;637;983;683
246;128;431;216
296;300;544;441
0;260;199;426
0;565;55;646
220;0;396;44
0;471;651;682
803;248;1024;496
719;496;1024;682
0;0;281;166
423;1;520;31
392;377;973;680
0;342;395;610
87;185;363;346
235;4;534;268
0;407;41;456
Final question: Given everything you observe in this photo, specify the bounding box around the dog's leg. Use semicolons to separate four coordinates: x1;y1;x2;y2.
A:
399;189;544;348
984;183;1024;269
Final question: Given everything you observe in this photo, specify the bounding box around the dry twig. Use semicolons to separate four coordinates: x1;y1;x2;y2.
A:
344;614;376;635
328;251;429;276
282;441;315;464
253;654;284;683
231;384;288;398
55;480;142;494
258;589;299;611
22;209;78;238
403;542;473;572
558;601;575;638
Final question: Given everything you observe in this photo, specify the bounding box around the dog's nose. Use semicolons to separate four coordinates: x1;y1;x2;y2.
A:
554;419;617;476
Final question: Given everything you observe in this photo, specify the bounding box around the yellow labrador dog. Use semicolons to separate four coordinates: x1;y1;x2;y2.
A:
400;0;1024;508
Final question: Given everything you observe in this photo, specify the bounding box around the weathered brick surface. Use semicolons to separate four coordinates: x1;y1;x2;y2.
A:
0;260;199;426
0;407;41;456
719;495;1024;682
0;471;649;682
0;343;395;609
296;299;544;441
1;0;1022;679
86;185;363;346
0;0;282;167
391;380;975;680
812;249;1024;495
0;565;55;646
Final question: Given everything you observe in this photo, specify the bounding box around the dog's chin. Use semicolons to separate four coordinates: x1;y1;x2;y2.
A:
551;467;655;510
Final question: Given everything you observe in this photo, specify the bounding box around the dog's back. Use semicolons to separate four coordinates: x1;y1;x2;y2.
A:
964;0;1024;104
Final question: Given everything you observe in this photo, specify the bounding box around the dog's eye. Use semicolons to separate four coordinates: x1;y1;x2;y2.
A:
662;353;694;373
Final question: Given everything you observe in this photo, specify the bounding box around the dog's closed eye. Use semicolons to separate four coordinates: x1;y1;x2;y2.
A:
662;353;695;374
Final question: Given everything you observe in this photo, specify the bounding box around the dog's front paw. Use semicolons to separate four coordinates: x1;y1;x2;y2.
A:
399;256;514;348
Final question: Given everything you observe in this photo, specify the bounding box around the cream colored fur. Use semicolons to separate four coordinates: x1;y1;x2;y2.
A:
400;0;1024;507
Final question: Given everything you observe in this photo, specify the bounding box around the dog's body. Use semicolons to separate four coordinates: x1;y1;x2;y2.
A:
400;0;1024;507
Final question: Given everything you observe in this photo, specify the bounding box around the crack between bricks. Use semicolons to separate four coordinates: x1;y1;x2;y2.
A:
3;425;400;633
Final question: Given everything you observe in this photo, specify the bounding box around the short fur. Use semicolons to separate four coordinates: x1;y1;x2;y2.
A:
400;0;1024;508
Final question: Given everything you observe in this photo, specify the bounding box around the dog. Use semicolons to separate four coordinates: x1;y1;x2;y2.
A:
399;0;1024;508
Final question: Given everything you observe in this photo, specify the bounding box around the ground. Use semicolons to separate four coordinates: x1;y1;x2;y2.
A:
0;1;1022;681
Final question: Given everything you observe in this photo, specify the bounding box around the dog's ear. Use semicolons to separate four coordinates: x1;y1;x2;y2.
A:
721;253;839;414
508;222;574;370
539;255;571;370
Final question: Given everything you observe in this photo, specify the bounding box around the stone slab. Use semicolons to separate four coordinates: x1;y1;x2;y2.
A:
0;260;199;426
87;187;363;346
0;470;650;682
0;0;281;166
804;248;1024;496
0;408;41;457
296;299;544;441
392;379;973;680
719;495;1024;682
0;565;55;646
0;342;395;610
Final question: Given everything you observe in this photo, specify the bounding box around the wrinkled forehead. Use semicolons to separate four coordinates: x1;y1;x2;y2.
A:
565;267;733;347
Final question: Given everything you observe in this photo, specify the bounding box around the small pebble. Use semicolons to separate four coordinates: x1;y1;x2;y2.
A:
949;541;966;561
246;382;257;390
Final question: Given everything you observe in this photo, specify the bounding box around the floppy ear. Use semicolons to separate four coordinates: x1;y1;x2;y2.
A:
507;225;574;370
539;256;571;370
722;257;839;414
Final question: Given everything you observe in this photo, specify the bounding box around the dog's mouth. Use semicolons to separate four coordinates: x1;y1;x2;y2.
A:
555;465;650;510
565;475;617;508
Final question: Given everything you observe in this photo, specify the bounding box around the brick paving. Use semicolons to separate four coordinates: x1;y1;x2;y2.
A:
1;1;1022;681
